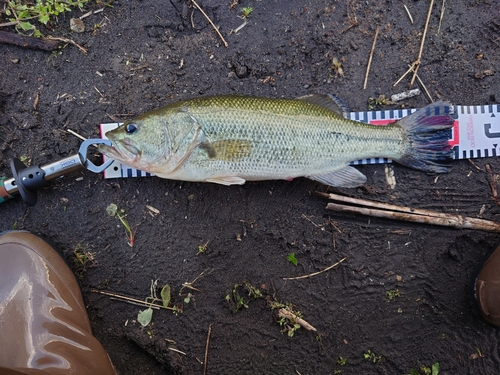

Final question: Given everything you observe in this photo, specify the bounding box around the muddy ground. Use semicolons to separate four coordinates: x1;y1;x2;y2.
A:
1;0;500;374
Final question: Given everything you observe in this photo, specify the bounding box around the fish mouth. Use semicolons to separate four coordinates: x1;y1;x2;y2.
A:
98;139;141;162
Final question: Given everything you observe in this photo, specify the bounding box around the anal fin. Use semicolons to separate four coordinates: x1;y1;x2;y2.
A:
205;176;246;186
307;166;367;187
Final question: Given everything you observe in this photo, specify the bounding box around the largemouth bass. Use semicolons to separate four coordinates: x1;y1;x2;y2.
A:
99;94;454;187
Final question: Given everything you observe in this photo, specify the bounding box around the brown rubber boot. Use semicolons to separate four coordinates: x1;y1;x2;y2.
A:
475;244;500;327
0;232;117;375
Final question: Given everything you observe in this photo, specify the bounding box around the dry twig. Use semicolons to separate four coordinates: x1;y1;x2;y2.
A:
66;129;87;141
191;0;228;48
317;192;500;233
46;36;87;53
403;4;414;24
0;30;59;51
278;309;317;331
410;64;433;102
180;268;213;294
203;324;212;375
485;164;500;206
394;0;435;87
342;0;359;33
438;0;446;34
79;8;104;20
91;289;176;310
283;257;347;280
410;0;435;86
363;27;379;90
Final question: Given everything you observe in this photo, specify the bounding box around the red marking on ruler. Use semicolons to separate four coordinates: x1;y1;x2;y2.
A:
370;120;396;126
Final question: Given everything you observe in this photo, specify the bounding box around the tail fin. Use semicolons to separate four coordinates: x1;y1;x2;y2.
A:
396;100;454;173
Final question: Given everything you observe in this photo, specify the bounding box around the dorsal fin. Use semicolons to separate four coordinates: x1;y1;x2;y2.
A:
297;94;350;118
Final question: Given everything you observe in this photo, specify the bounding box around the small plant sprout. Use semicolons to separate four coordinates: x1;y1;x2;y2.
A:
363;349;382;363
73;243;96;280
407;362;440;375
286;252;298;266
197;240;209;255
225;281;263;313
242;281;263;298
240;6;253;18
470;347;484;360
183;292;193;304
386;288;401;301
137;280;178;327
337;356;347;366
106;203;138;247
367;94;394;110
330;57;344;77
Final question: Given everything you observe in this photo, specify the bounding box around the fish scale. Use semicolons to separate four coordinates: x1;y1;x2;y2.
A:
99;95;454;187
184;97;403;177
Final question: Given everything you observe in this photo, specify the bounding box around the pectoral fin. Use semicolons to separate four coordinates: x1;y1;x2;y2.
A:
308;166;367;187
199;140;252;161
205;176;246;185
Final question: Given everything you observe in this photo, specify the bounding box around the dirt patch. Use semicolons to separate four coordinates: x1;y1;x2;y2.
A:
1;0;500;374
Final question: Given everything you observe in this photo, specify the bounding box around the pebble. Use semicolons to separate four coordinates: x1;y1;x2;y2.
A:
70;18;85;33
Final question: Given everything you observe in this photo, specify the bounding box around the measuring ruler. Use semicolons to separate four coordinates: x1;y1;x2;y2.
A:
100;104;500;179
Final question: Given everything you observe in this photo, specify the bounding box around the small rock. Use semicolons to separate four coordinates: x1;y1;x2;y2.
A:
70;18;85;33
474;69;494;79
11;59;19;64
235;65;248;78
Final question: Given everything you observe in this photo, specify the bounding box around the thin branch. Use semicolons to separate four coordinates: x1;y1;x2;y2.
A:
168;347;187;355
203;324;212;375
317;192;500;233
486;164;500;206
0;30;59;51
283;257;347;280
393;61;418;87
437;0;446;34
46;36;87;53
278;309;317;331
403;4;414;24
191;0;228;48
410;64;433;102
363;27;379;90
79;8;104;20
410;0;435;86
90;289;176;310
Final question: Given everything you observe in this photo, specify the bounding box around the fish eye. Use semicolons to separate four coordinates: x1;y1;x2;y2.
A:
125;123;138;134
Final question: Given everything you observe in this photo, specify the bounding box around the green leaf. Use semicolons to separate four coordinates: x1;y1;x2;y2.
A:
106;203;118;217
19;22;34;31
287;252;298;266
18;9;30;18
431;363;440;375
408;370;419;375
160;284;171;307
38;13;50;25
137;307;153;327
